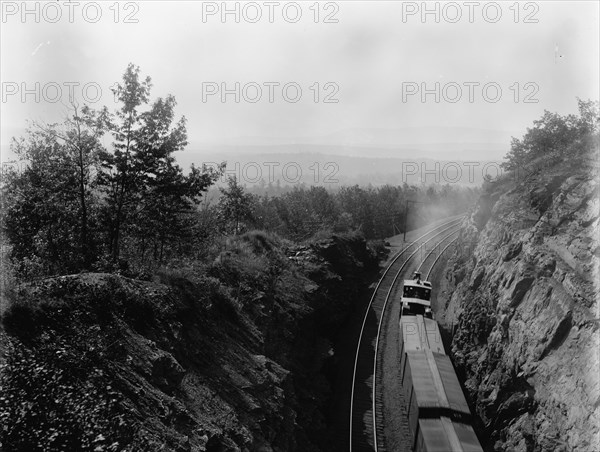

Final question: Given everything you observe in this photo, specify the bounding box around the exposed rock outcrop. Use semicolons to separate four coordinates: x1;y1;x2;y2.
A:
437;157;599;451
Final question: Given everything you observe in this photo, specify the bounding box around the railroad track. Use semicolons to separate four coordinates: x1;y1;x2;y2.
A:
349;216;464;452
418;232;461;278
425;236;460;281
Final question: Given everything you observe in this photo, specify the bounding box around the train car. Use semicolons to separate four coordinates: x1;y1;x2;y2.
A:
415;418;483;452
401;271;433;318
399;314;445;371
399;315;483;452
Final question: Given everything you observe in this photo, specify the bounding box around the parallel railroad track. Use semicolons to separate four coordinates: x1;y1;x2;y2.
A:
349;216;464;452
425;236;460;281
417;231;461;277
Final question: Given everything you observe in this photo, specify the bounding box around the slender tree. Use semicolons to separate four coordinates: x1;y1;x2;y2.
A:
218;176;255;235
36;104;109;267
98;64;223;263
97;64;153;262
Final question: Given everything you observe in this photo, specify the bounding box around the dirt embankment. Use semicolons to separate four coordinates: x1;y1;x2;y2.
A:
0;231;381;452
435;156;599;451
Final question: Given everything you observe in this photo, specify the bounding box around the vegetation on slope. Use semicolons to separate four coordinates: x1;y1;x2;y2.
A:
436;100;599;451
0;64;475;280
0;63;480;451
0;231;382;451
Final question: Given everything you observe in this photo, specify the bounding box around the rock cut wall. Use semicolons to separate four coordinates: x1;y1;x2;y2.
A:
437;159;599;451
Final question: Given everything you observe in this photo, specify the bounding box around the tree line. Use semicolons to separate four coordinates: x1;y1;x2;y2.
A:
2;64;223;277
206;178;477;242
1;65;477;279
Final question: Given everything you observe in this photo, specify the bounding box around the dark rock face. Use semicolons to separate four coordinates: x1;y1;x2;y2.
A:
151;351;186;393
1;232;379;451
438;164;599;451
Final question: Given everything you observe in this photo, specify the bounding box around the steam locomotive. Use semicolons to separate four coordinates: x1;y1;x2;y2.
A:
399;272;483;452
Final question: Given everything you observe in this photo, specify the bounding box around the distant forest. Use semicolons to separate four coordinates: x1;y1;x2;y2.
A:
0;65;477;280
201;178;476;242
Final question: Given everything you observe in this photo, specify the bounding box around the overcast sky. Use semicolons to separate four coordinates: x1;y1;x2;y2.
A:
1;1;598;163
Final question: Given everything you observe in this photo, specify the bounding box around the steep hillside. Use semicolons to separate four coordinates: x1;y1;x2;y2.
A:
436;150;599;450
0;232;381;451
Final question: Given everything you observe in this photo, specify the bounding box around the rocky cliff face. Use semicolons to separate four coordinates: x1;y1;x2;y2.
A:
436;156;599;451
0;232;379;451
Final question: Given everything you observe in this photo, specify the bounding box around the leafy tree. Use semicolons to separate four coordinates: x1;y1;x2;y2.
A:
218;176;256;235
337;185;375;237
98;64;221;263
133;162;223;263
367;185;402;237
192;199;222;258
3;131;79;276
502;98;599;171
3;104;107;276
253;194;283;234
97;64;153;262
2;64;224;276
501;137;528;171
577;98;600;134
43;104;109;267
246;182;476;241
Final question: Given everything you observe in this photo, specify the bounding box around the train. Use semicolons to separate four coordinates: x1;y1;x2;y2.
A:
399;272;483;452
400;271;433;318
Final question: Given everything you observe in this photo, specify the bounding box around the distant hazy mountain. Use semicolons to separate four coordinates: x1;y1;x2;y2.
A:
317;126;513;149
2;127;510;186
183;149;504;187
190;126;514;160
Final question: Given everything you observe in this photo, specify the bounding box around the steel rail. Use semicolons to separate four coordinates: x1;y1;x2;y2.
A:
426;237;460;281
371;222;462;450
416;229;461;273
349;215;463;451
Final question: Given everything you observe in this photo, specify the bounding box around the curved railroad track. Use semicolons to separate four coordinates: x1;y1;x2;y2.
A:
424;236;460;281
349;216;464;452
417;231;461;277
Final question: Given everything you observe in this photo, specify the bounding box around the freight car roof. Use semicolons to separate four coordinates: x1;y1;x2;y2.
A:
417;417;483;452
400;315;445;355
406;350;471;416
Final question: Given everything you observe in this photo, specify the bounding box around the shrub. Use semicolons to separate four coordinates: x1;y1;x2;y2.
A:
0;337;134;451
